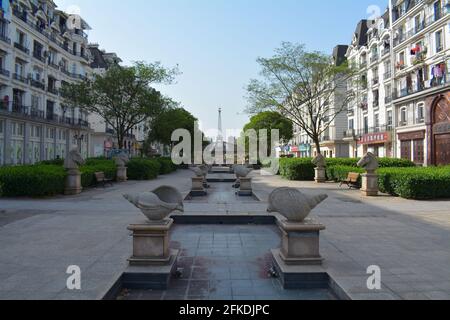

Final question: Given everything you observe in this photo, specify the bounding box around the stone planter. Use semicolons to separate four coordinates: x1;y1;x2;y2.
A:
128;219;175;266
277;218;326;266
117;166;128;182
361;173;379;197
190;177;206;197
314;168;326;183
64;168;82;195
238;177;253;196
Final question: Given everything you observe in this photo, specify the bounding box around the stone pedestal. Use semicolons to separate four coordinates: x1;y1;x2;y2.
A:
361;172;379;197
64;169;82;195
190;177;206;197
238;177;253;196
128;219;174;266
117;166;128;182
314;168;326;183
276;218;325;266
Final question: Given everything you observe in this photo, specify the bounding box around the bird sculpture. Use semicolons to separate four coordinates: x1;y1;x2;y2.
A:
233;165;253;179
267;187;328;222
124;186;184;222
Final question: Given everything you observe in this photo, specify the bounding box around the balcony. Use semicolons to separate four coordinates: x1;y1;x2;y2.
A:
76;119;89;128
30;79;45;90
13;73;28;84
0;33;11;45
14;42;29;54
0;68;10;78
12;8;27;23
12;103;29;115
384;71;392;80
370;55;379;64
392;0;425;23
33;51;46;63
372;78;379;86
63;117;74;125
48;61;60;70
360;61;367;69
381;47;390;57
46;113;60;122
343;129;357;140
47;87;59;96
30;108;45;119
385;96;393;104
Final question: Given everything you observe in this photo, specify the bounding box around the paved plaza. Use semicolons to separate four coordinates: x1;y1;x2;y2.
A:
0;169;450;300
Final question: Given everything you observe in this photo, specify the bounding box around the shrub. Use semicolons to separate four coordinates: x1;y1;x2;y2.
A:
38;159;64;166
326;166;364;184
80;160;117;187
127;159;161;180
156;157;177;175
378;167;450;200
0;165;66;197
279;158;315;181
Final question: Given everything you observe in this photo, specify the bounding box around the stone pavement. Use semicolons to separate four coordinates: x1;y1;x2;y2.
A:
0;169;449;300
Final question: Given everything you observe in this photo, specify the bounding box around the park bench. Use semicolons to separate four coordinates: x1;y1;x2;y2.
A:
339;172;361;189
94;172;114;188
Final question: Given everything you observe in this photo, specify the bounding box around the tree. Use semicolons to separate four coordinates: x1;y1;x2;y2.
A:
243;111;293;155
61;61;179;149
245;42;355;154
147;107;198;147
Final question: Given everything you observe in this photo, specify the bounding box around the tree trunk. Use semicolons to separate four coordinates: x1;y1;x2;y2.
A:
313;136;321;155
117;133;123;150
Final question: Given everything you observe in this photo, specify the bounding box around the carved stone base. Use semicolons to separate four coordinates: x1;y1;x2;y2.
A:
128;219;174;266
65;169;82;195
238;178;253;196
277;219;326;266
117;167;128;182
361;173;379;197
314;168;326;183
191;177;207;197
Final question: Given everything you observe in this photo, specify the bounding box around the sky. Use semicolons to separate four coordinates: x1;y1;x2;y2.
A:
54;0;388;136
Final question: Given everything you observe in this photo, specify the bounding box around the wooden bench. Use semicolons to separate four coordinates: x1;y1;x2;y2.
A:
95;172;114;188
339;172;361;189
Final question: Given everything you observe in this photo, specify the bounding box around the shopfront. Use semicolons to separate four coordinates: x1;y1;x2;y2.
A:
359;131;392;158
398;130;426;165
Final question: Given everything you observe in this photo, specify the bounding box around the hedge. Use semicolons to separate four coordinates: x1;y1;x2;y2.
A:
279;157;415;180
80;160;117;187
279;158;315;181
378;167;450;200
127;159;161;180
156;157;177;175
0;165;66;197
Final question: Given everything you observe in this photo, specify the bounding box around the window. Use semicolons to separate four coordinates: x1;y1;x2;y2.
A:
387;110;393;128
15;61;24;76
16;30;26;46
435;30;443;53
413;140;424;164
0;119;3;134
417;104;425;123
348;119;354;130
364;116;369;134
374;114;380;130
400;107;407;125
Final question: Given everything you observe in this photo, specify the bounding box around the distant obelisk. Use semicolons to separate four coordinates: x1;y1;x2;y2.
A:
217;108;223;142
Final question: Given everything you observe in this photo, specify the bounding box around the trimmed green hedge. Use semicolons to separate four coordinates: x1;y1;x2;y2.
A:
80;160;117;187
156;157;177;175
127;159;161;180
378;167;450;200
279;158;315;181
279;157;415;180
0;165;66;197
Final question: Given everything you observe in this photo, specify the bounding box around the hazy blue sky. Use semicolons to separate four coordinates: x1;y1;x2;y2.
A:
55;0;387;134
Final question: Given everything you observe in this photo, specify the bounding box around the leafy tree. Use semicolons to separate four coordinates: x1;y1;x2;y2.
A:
147;107;198;146
246;42;355;154
243;111;293;155
61;61;179;149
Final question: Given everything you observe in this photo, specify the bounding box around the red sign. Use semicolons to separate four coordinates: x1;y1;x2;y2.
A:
359;132;390;145
290;146;299;152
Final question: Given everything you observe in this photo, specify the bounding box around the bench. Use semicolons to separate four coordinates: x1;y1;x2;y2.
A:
95;172;114;188
339;172;361;189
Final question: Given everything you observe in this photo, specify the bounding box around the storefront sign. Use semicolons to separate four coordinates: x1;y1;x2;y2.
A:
398;130;425;141
299;144;310;152
359;132;391;145
290;146;299;152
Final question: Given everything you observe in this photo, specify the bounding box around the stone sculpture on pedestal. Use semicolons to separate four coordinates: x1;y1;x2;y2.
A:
190;166;207;197
357;152;379;197
312;154;327;183
268;187;328;266
115;153;130;182
124;186;184;266
233;165;253;196
64;149;85;195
